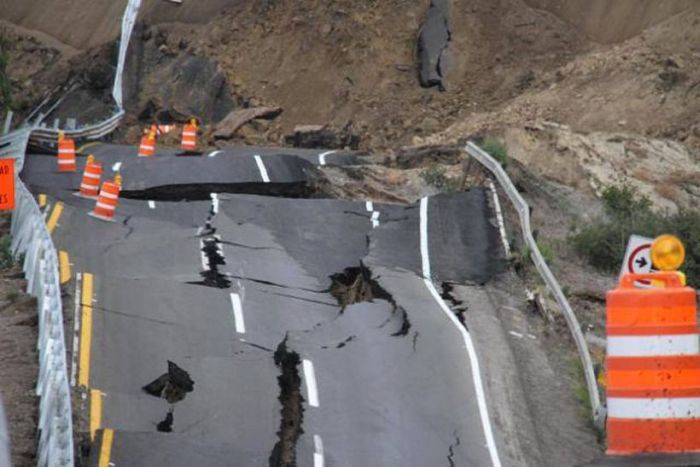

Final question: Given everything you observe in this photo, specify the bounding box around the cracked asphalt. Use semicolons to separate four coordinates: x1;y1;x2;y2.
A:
20;144;522;466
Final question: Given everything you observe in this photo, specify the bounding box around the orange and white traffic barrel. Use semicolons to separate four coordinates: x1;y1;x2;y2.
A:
76;155;102;199
181;121;198;151
606;271;700;454
157;124;175;136
57;132;77;172
138;129;156;157
89;175;122;222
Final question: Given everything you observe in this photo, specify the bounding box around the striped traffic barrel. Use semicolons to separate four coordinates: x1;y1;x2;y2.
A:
606;272;700;454
78;159;102;199
181;124;197;151
57;138;77;172
89;179;121;222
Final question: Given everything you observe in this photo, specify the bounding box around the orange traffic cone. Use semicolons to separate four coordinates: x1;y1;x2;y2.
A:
57;131;77;172
89;175;122;222
76;155;102;199
181;118;198;151
138;128;156;157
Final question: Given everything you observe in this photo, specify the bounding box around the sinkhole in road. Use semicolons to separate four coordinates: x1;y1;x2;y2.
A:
329;263;411;336
270;337;304;467
142;361;195;433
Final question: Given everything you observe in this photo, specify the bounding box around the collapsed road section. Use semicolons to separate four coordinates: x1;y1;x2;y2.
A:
19;143;573;466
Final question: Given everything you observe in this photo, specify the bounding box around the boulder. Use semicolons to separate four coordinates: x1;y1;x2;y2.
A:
213;106;282;140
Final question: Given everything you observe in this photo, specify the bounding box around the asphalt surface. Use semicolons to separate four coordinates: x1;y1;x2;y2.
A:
22;143;510;466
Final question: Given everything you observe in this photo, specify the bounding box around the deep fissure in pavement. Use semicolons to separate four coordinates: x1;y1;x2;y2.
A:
189;197;232;288
329;263;393;312
441;282;469;329
142;361;195;433
119;182;315;201
330;263;412;336
269;337;304;467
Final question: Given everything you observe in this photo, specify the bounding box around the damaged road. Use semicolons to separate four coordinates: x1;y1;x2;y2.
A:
20;143;538;466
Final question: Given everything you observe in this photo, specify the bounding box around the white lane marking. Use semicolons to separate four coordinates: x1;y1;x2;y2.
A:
318;150;336;166
254;155;271;183
313;434;325;467
371;211;380;229
199;240;209;270
148;200;156;209
419;197;502;467
487;179;510;257
112;162;122;172
302;359;320;408
608;397;700;419
70;272;82;387
208;150;222;158
508;331;524;339
230;293;246;334
365;201;373;212
607;334;700;357
211;193;219;214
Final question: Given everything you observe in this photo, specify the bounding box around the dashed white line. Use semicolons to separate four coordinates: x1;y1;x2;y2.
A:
148;200;156;209
211;193;219;214
419;196;502;467
318;150;337;166
365;201;373;212
253;155;271;183
230;293;246;334
199;240;209;270
208;150;222;158
313;434;325;467
302;359;320;408
70;272;82;387
112;162;122;172
371;211;380;229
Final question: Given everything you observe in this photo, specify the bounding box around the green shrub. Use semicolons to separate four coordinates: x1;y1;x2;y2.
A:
0;36;11;111
481;137;508;167
419;164;461;192
572;184;700;285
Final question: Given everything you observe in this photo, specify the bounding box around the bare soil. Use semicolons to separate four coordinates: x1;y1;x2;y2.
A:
0;214;38;467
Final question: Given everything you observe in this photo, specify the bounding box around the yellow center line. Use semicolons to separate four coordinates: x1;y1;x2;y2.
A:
79;273;94;388
98;428;114;467
38;193;47;209
59;251;71;284
46;202;64;234
77;142;102;154
90;388;103;441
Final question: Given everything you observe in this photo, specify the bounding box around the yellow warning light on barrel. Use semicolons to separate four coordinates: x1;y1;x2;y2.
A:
651;234;685;271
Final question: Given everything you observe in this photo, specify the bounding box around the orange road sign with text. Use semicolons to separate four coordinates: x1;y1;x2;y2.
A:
0;159;15;210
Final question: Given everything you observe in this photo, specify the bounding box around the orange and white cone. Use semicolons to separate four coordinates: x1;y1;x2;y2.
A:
138;128;156;157
181;119;198;151
57;131;77;172
75;155;102;199
89;175;122;222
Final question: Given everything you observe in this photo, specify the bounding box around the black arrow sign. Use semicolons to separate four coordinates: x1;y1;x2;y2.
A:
635;257;648;269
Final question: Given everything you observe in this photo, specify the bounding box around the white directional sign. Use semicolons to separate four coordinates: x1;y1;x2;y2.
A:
619;234;656;282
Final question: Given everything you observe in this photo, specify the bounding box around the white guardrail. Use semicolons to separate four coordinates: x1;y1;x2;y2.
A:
465;141;605;429
3;1;142;465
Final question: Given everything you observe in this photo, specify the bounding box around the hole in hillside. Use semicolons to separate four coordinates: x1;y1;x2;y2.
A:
441;282;469;329
269;336;304;467
330;263;412;337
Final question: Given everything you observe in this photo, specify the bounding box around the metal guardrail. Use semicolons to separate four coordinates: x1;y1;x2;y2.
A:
465;141;605;429
12;174;74;466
